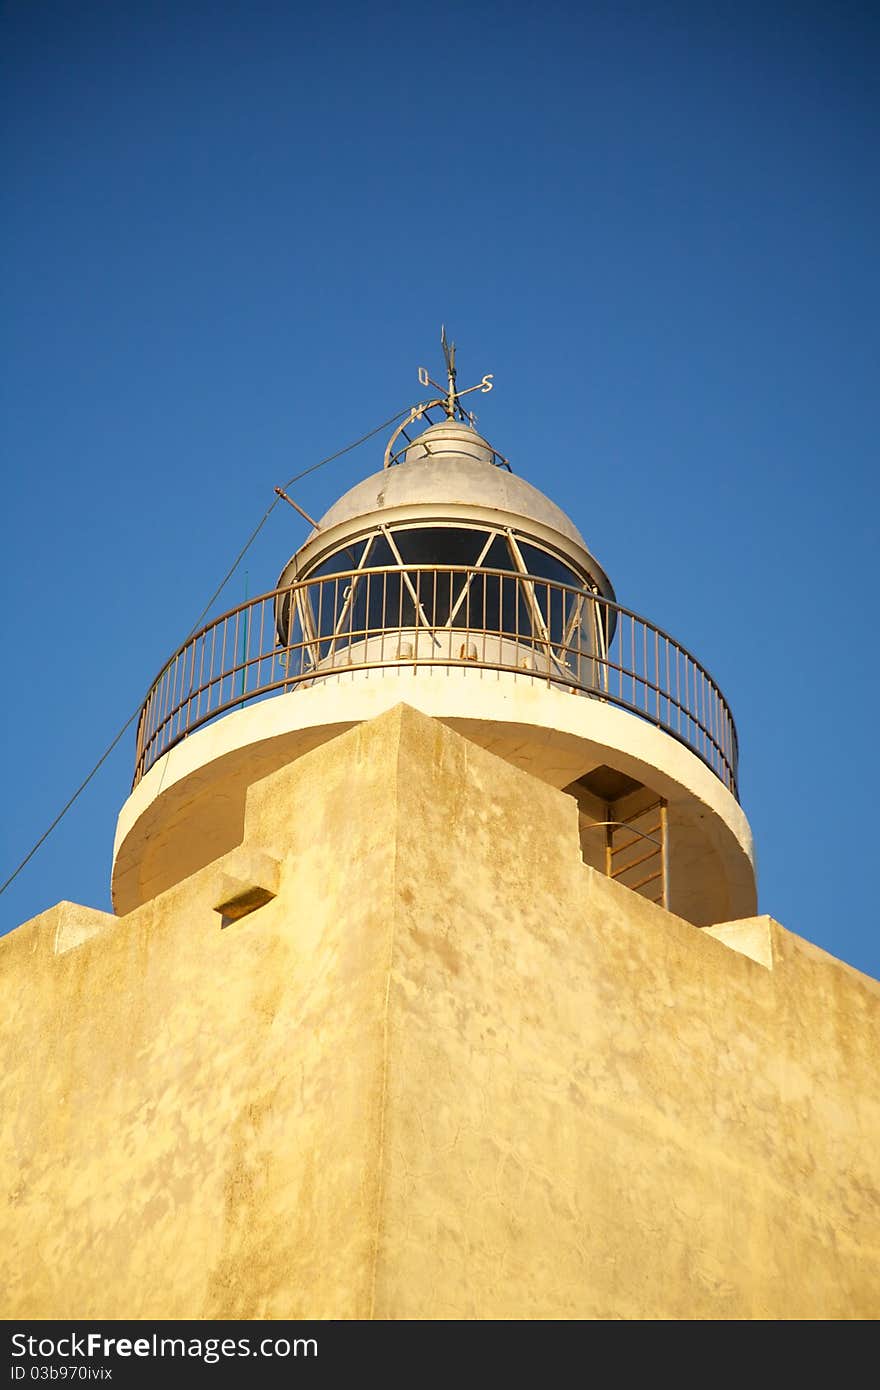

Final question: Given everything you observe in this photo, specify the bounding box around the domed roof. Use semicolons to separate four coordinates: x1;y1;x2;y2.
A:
311;419;589;551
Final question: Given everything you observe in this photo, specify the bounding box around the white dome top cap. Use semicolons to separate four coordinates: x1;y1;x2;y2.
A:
401;417;495;467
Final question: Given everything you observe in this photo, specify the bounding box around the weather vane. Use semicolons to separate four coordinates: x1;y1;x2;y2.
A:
416;325;493;421
383;327;497;468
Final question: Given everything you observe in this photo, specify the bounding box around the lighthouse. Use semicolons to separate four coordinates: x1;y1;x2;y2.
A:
114;340;755;933
2;340;877;1322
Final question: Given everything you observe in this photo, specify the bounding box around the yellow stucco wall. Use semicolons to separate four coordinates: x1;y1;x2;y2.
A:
2;705;878;1319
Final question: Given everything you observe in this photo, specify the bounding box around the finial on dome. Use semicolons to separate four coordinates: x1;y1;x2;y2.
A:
441;324;457;419
393;334;498;469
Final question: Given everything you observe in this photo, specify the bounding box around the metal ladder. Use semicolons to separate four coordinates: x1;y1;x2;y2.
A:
604;799;668;909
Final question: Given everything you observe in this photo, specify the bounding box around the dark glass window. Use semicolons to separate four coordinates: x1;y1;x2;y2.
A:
391;527;488;567
474;534;529;634
364;567;418;631
480;534;517;573
304;534;402;652
391;528;489;626
311;572;352;655
361;532;396;570
311;538;369;579
518;542;582;647
453;569;530;636
517;542;580;588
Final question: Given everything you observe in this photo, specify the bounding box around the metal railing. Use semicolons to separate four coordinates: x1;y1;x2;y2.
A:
133;565;739;797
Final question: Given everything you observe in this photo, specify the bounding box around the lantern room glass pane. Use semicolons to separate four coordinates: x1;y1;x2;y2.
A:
474;535;530;634
391;527;488;567
362;533;396;570
391;528;489;626
480;534;517;572
517;542;581;646
311;538;369;579
516;542;580;587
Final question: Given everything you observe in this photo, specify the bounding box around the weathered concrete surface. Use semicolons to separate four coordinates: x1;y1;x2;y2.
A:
2;718;400;1320
2;705;878;1319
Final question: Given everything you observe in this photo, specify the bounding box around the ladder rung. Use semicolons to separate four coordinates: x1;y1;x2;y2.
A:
609;823;661;854
617;800;664;826
625;870;663;892
611;846;659;877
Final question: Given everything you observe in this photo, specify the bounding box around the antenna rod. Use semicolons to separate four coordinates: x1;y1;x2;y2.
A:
274;487;320;529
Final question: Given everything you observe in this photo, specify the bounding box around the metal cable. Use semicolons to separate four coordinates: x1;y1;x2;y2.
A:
184;405;410;641
0;404;411;901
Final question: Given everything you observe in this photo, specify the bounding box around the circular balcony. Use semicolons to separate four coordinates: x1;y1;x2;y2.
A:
133;565;739;798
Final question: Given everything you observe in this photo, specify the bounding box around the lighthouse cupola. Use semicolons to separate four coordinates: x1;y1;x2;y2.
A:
113;335;756;932
273;382;616;696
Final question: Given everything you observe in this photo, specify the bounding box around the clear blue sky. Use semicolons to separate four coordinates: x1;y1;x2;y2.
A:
2;1;878;979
